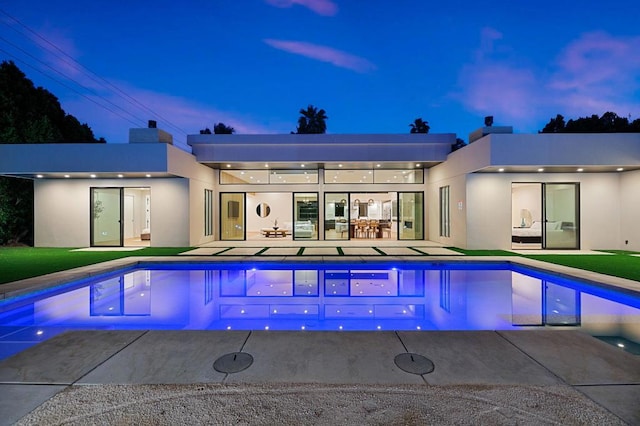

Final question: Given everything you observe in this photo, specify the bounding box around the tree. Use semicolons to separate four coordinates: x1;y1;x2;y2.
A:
409;118;430;134
451;138;466;152
0;60;104;245
540;112;639;133
199;128;212;134
213;122;235;134
540;114;566;133
295;105;328;134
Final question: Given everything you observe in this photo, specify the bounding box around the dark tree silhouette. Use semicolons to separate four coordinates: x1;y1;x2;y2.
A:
409;118;430;133
295;105;328;134
540;112;639;133
0;61;103;245
199;128;212;134
213;122;235;134
451;138;466;152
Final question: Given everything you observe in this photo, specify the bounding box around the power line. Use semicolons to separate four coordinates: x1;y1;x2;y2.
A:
0;48;144;129
0;7;190;138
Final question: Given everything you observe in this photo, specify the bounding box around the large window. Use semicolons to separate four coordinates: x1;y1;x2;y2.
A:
325;169;423;184
293;193;318;239
220;169;318;184
220;193;245;240
325;193;349;240
398;192;424;240
439;186;450;237
204;189;213;236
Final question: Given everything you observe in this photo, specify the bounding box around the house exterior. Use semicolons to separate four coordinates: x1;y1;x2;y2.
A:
1;126;639;251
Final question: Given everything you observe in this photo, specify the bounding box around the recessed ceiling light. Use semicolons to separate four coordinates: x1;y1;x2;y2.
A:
338;164;343;168
36;174;43;178
617;167;624;172
416;164;421;167
64;174;70;178
537;168;544;172
264;164;269;168
145;174;151;178
90;174;96;178
577;168;584;172
117;174;124;178
498;168;505;172
301;164;305;168
376;164;381;167
226;164;231;168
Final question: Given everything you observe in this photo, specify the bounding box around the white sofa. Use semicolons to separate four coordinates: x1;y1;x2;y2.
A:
295;220;314;238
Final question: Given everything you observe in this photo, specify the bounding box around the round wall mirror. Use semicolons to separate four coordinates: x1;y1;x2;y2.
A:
256;203;271;218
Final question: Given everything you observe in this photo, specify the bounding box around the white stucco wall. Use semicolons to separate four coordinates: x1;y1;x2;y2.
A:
34;178;190;247
465;173;623;250
620;169;640;251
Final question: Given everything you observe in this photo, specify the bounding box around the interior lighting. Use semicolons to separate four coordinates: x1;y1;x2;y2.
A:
617;167;624;172
90;174;97;178
577;168;584;172
498;168;505;172
64;174;70;178
146;174;151;177
376;164;381;167
264;163;269;168
415;164;421;167
226;164;231;168
338;164;343;168
537;168;544;172
301;164;305;168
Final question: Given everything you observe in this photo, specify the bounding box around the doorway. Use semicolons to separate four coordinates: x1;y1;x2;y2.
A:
90;187;151;247
511;183;580;249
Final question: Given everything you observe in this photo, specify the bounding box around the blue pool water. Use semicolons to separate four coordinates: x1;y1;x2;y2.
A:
1;262;639;360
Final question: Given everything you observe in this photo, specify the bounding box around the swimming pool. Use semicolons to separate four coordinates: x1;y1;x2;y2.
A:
1;261;639;360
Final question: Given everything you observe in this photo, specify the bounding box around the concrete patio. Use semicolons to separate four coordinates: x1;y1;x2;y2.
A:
0;329;639;424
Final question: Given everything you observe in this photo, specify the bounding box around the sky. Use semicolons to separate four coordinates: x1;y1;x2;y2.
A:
1;0;639;147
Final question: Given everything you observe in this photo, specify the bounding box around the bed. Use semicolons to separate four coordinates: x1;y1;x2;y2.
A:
511;221;574;244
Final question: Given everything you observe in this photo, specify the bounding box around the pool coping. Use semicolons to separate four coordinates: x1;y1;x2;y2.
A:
2;255;639;301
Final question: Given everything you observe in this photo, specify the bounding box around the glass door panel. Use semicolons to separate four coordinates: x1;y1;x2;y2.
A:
543;183;579;249
221;193;245;240
294;193;318;240
398;192;424;240
325;193;349;240
91;188;122;247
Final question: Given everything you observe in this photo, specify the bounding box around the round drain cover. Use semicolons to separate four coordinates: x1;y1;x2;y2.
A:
213;352;253;373
394;353;434;375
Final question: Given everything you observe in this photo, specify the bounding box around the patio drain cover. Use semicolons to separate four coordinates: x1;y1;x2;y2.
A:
213;352;253;374
394;353;434;375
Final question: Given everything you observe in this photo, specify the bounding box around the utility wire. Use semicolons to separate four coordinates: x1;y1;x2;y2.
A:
0;48;143;128
0;7;189;138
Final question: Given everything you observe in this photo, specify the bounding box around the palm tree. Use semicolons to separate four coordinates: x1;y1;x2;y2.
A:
295;105;328;134
409;118;430;134
213;122;235;134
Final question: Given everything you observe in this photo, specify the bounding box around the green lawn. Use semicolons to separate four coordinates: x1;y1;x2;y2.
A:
1;247;640;286
452;248;640;282
0;247;190;284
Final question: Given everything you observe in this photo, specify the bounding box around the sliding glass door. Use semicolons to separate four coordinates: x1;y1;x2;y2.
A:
398;192;424;240
91;188;122;247
294;193;318;240
220;193;245;240
543;183;579;249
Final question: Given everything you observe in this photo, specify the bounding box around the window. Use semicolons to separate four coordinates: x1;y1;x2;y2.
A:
204;189;213;236
439;186;450;237
220;169;318;184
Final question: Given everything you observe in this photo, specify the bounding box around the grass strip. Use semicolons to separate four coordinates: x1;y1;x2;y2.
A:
0;247;190;284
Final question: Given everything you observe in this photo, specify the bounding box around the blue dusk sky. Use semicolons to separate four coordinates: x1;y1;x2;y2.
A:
1;0;639;146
